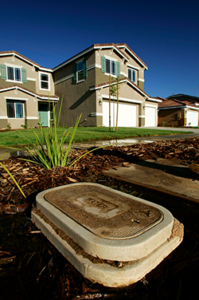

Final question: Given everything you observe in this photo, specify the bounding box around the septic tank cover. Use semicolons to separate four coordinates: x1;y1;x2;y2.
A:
44;185;163;240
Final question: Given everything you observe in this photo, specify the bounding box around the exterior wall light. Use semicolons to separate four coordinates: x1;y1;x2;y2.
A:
99;100;102;106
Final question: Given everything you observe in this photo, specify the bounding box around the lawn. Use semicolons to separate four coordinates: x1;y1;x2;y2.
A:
0;127;193;148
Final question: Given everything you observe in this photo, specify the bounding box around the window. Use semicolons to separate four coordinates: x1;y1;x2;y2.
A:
77;61;84;81
101;57;120;77
73;59;87;83
40;73;50;90
105;59;116;75
128;68;136;83
0;65;27;82
7;66;21;82
7;101;24;118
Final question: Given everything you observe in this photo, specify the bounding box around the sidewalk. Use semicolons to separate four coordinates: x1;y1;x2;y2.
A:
74;127;199;149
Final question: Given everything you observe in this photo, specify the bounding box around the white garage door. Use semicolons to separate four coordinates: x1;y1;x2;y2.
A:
145;106;156;127
187;110;198;126
103;101;137;127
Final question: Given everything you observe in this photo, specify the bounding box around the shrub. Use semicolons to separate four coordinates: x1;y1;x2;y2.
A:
6;123;11;130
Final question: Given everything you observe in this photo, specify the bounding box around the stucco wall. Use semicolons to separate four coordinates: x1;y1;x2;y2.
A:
0;119;7;129
0;89;40;129
54;68;97;127
97;82;145;103
53;52;95;83
95;48;145;90
0;55;54;96
158;108;185;127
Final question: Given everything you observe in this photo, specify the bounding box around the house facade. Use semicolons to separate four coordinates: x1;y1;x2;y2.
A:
158;94;199;127
0;44;161;129
53;43;161;128
0;51;59;129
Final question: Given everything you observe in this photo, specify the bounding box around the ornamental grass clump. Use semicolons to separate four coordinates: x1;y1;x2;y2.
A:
18;98;82;169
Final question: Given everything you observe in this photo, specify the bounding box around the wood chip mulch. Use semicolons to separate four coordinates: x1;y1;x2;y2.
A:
0;136;199;215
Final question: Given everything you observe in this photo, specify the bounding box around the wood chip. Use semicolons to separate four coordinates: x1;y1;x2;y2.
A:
66;176;78;183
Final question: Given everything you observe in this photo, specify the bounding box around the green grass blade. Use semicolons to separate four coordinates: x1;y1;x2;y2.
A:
62;114;82;166
0;161;26;198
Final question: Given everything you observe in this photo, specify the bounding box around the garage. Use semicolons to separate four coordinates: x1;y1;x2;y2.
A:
145;106;156;127
102;101;137;127
186;110;198;126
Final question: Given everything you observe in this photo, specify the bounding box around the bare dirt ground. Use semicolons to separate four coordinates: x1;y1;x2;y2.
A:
0;137;199;299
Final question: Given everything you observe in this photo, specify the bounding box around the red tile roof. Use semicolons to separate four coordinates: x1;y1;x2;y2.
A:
116;43;148;69
158;98;197;109
93;43;130;61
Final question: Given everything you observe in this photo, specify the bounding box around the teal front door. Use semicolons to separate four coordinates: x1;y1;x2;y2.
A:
38;103;49;127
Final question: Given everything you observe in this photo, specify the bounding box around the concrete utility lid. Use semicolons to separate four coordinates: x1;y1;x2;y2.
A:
44;185;163;240
32;183;183;287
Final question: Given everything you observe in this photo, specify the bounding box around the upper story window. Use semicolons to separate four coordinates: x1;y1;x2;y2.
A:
7;66;21;81
77;61;84;81
40;72;50;90
0;64;27;83
101;57;120;77
73;59;87;83
105;59;116;75
128;68;136;83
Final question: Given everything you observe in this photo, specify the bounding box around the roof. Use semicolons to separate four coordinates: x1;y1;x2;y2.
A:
89;77;161;103
167;94;199;103
116;43;148;70
53;43;148;71
89;77;148;98
0;85;59;101
0;51;52;72
158;98;198;109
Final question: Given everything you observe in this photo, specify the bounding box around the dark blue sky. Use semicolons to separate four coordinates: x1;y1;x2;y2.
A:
1;0;199;98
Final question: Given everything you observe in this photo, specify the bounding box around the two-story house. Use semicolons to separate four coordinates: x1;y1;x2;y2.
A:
0;44;161;129
0;51;59;129
53;43;161;128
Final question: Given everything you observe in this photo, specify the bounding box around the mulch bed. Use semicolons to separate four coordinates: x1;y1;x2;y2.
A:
0;137;199;299
1;136;199;213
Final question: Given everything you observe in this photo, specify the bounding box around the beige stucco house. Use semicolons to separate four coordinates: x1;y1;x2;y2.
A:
53;43;161;128
0;51;59;129
0;44;161;129
158;94;199;127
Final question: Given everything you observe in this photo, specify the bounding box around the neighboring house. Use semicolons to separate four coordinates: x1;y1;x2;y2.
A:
158;94;199;127
53;43;161;128
0;51;59;129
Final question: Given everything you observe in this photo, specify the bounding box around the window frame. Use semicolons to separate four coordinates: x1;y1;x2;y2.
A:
76;60;84;83
101;56;120;77
7;100;24;119
105;59;116;76
128;68;137;83
6;66;22;83
39;72;50;91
